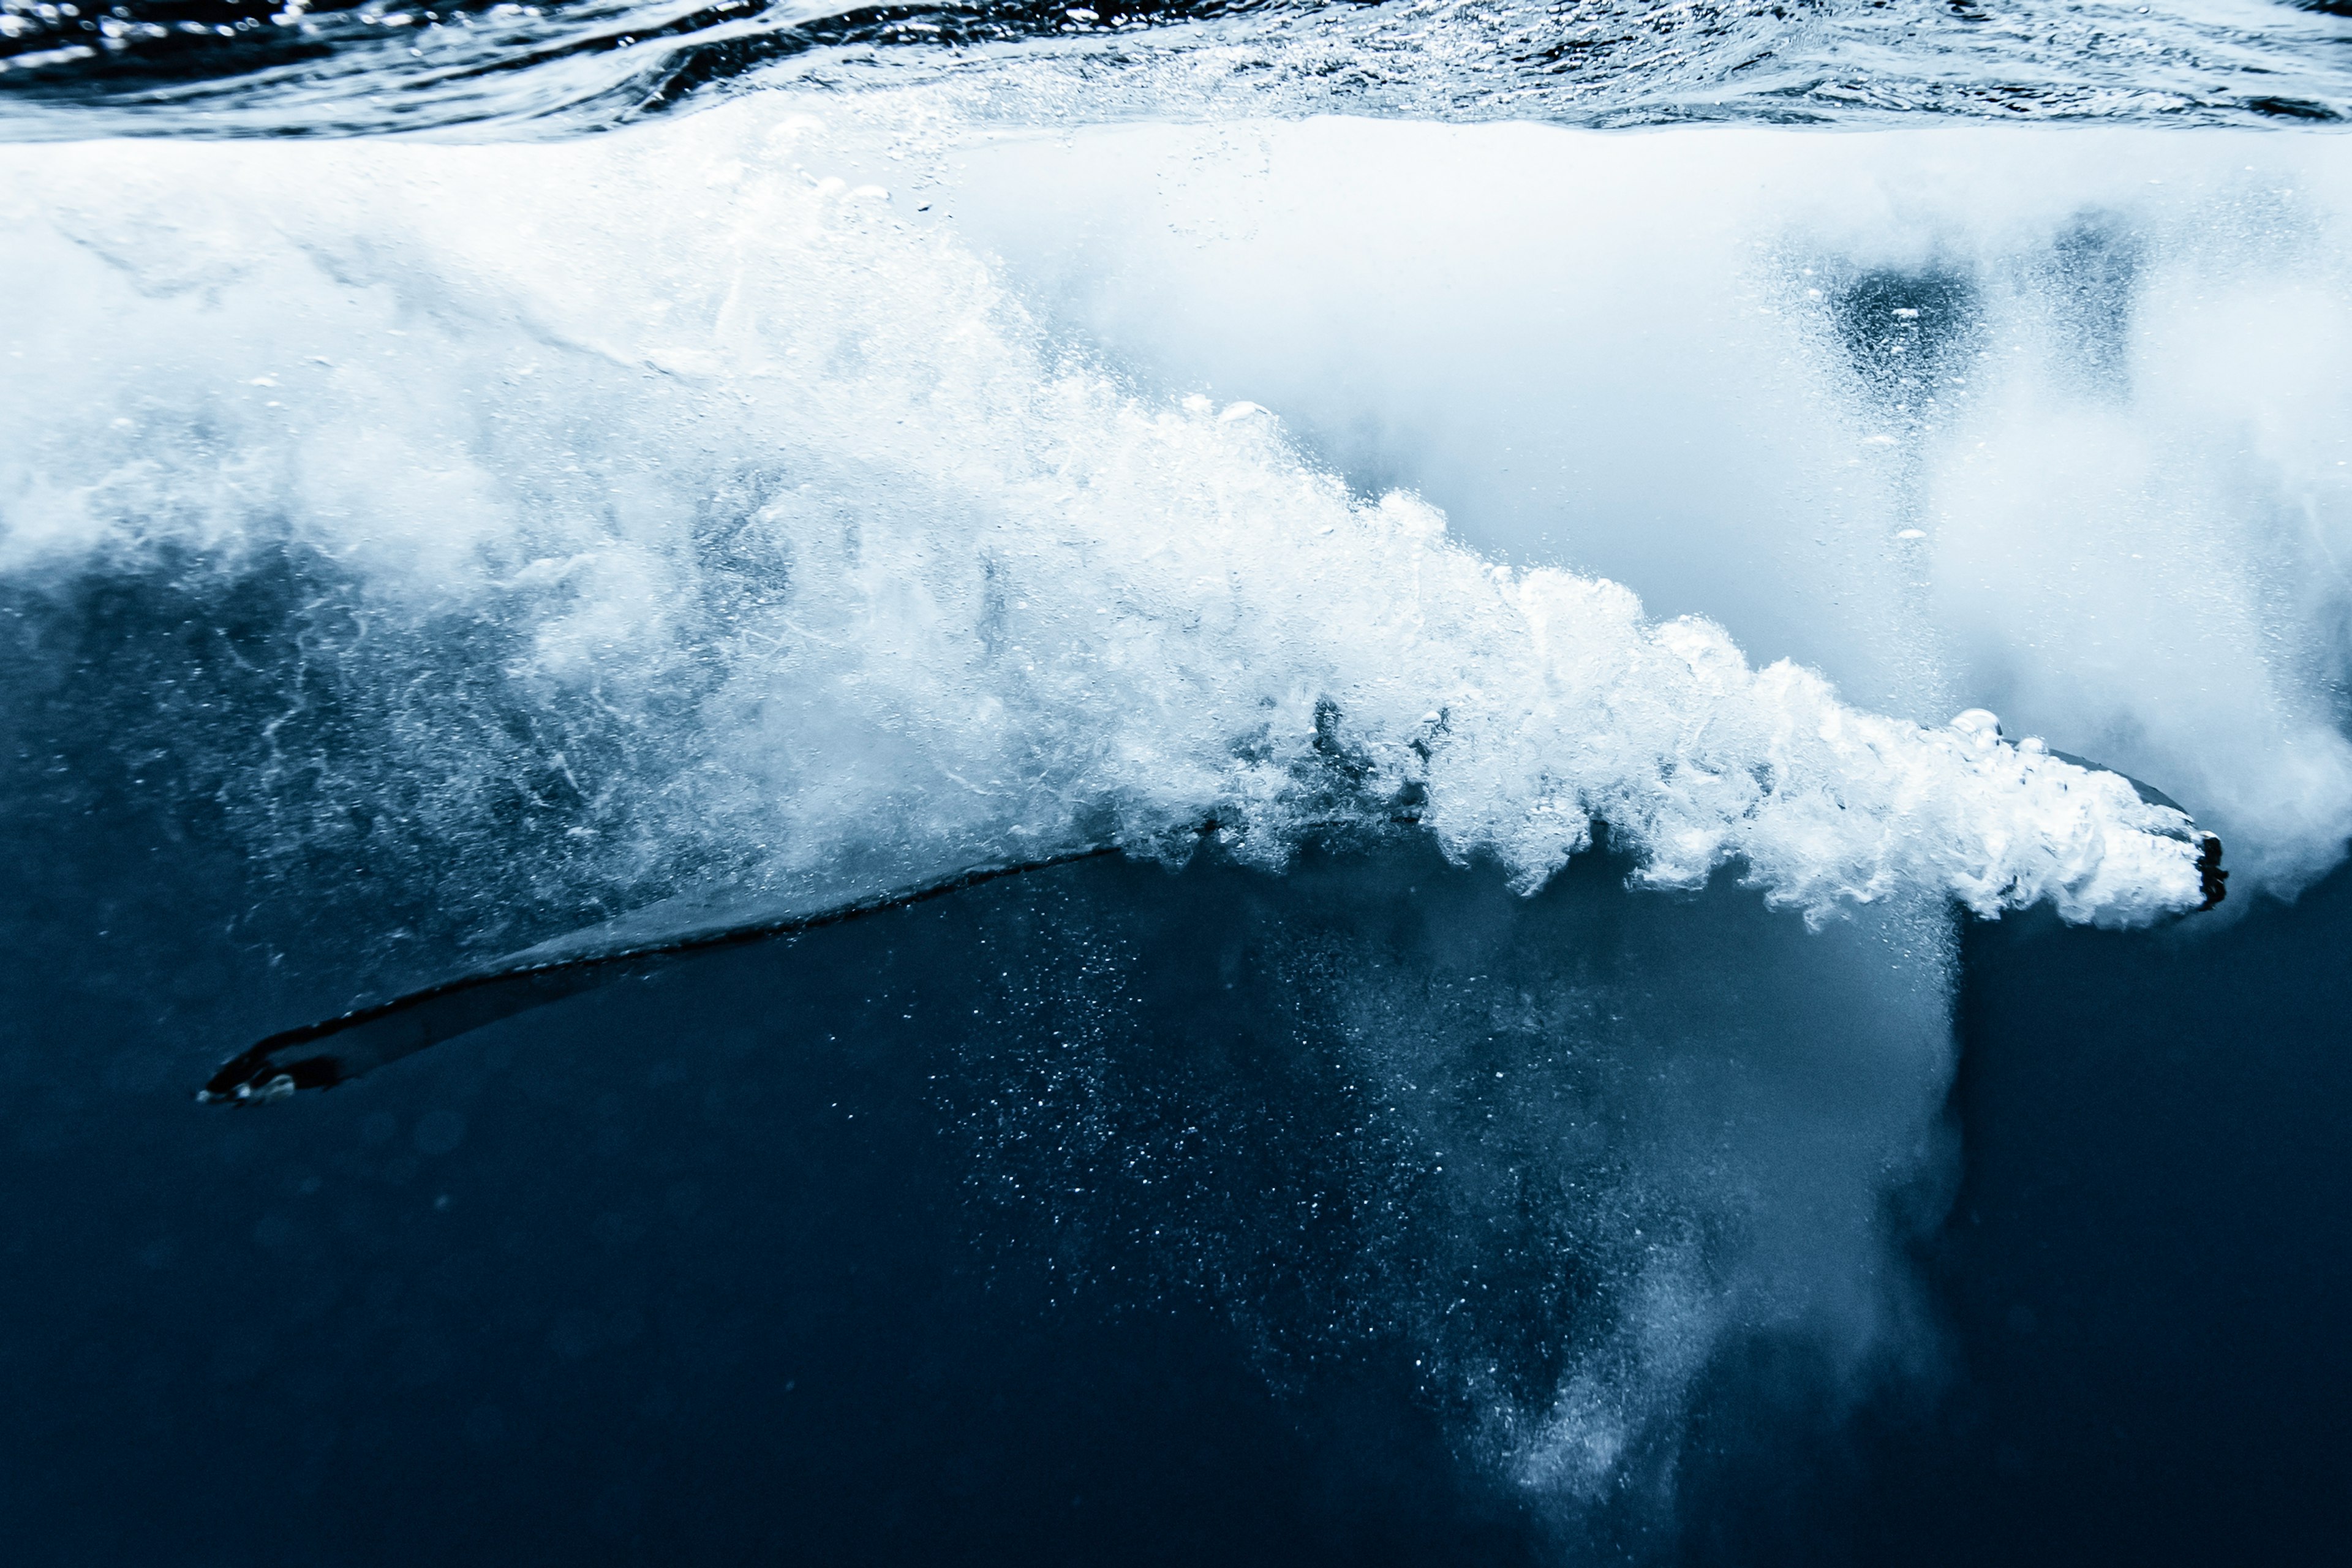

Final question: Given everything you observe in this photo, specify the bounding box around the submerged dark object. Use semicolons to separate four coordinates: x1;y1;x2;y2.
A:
200;797;1420;1105
2196;834;2229;911
198;846;1121;1106
198;746;2226;1104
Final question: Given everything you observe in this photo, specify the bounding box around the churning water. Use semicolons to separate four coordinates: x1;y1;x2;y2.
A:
2;6;2348;1565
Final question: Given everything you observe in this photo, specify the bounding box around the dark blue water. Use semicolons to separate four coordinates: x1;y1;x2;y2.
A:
2;601;2346;1561
1692;884;2352;1565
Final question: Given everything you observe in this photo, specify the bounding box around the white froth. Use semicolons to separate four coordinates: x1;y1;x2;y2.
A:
938;119;2352;894
0;104;2214;929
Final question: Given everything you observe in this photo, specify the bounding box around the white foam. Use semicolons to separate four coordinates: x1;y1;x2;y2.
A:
933;118;2352;892
0;104;2214;929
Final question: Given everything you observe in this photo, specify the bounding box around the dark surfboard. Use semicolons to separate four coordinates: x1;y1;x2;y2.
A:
197;845;1123;1106
197;756;2223;1105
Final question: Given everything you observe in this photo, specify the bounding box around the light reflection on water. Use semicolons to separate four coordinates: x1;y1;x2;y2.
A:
2;0;2350;139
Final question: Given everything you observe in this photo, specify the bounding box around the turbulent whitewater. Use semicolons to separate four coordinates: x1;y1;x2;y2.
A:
0;108;2234;944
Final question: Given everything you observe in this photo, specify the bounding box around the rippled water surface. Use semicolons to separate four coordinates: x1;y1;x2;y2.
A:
4;0;2351;136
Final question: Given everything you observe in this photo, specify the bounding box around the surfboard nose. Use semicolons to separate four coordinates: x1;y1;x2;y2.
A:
197;1044;349;1106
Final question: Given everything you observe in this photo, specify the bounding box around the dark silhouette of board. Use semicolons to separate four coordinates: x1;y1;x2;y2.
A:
198;769;2223;1106
198;845;1122;1105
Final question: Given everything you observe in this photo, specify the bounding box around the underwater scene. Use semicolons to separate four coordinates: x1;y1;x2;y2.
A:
2;4;2349;1562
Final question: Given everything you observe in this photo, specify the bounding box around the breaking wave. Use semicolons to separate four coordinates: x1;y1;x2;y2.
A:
0;105;2218;949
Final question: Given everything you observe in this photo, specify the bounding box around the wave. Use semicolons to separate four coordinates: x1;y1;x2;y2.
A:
0;44;2329;1539
4;0;2350;138
0;102;2220;971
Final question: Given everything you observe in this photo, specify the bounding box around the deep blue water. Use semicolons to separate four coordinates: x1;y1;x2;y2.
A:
2;667;2347;1561
1705;880;2352;1565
